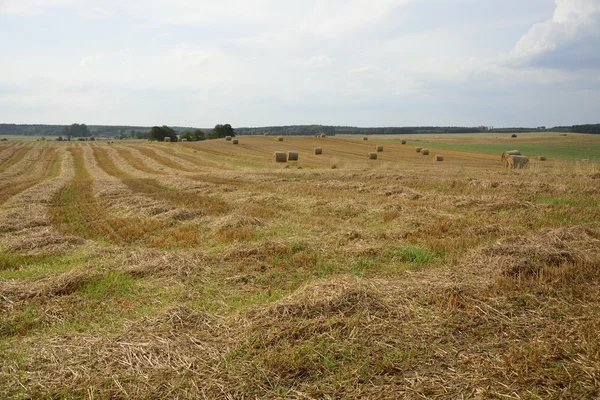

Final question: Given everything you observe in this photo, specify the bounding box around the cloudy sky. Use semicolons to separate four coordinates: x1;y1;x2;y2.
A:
1;0;599;127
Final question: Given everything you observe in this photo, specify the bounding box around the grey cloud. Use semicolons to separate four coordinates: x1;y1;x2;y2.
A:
509;0;600;70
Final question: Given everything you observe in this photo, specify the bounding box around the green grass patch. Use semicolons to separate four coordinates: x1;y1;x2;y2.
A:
81;272;136;299
403;140;600;161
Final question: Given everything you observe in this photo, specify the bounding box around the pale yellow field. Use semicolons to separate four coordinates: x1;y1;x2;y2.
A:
1;136;599;399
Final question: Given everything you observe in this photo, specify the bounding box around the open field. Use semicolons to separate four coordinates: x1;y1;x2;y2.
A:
352;132;600;161
1;136;599;399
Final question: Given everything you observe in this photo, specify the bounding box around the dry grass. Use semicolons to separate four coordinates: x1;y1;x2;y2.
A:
1;138;600;399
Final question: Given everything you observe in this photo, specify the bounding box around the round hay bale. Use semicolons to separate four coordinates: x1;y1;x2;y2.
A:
287;151;299;161
232;139;239;145
182;138;188;142
504;155;529;169
314;148;323;155
363;136;368;141
401;140;406;144
421;149;430;155
164;137;171;142
320;133;326;138
274;152;287;162
278;136;284;142
225;136;232;141
368;152;377;160
434;155;444;161
376;145;383;152
263;133;269;136
538;156;546;161
415;147;422;152
501;150;521;162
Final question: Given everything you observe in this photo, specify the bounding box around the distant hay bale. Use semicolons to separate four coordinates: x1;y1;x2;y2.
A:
314;148;323;155
538;156;547;161
401;140;406;144
415;147;422;152
232;139;239;144
376;145;383;152
363;136;368;141
274;152;287;162
504;155;529;169
320;133;326;138
501;150;521;162
182;138;188;142
263;133;269;136
561;134;568;137
434;155;444;161
368;152;377;159
225;136;232;141
278;136;284;142
421;149;430;155
287;151;299;161
164;137;171;142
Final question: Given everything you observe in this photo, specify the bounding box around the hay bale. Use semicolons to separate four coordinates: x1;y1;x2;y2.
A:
182;138;188;142
376;145;383;152
225;136;232;141
363;136;368;141
278;136;284;142
538;156;547;161
504;155;529;169
287;151;299;161
164;137;171;142
263;133;269;136
274;152;287;162
434;155;444;161
314;148;323;155
232;139;239;145
421;149;430;155
320;133;326;138
501;150;521;162
415;147;422;152
401;140;406;144
368;152;377;160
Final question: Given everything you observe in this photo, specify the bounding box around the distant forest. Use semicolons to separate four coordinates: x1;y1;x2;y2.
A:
1;123;599;138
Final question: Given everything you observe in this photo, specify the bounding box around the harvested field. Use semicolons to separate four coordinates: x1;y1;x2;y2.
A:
1;135;600;399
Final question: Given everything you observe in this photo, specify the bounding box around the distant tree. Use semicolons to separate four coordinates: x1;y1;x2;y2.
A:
65;123;90;138
210;124;235;139
148;125;177;141
181;129;205;141
56;136;63;141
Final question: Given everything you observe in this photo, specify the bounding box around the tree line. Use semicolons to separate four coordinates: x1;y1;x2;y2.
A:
1;123;599;137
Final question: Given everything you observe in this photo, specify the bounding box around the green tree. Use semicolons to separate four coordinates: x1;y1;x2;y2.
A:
64;123;90;138
210;124;235;139
148;125;177;141
182;129;205;141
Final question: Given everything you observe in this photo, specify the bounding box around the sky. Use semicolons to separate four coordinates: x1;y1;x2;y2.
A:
0;0;599;128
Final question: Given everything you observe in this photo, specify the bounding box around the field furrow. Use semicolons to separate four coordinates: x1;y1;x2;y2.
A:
0;148;61;206
0;146;32;170
125;144;198;172
93;145;231;216
0;148;84;255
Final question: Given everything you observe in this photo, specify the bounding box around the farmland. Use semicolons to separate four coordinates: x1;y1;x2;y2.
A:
1;134;600;399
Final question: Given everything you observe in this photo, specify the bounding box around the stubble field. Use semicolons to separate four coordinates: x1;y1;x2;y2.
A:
1;133;599;399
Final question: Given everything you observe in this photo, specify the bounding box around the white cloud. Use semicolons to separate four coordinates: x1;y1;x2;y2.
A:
303;0;414;37
79;55;101;67
305;55;332;68
509;0;600;68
